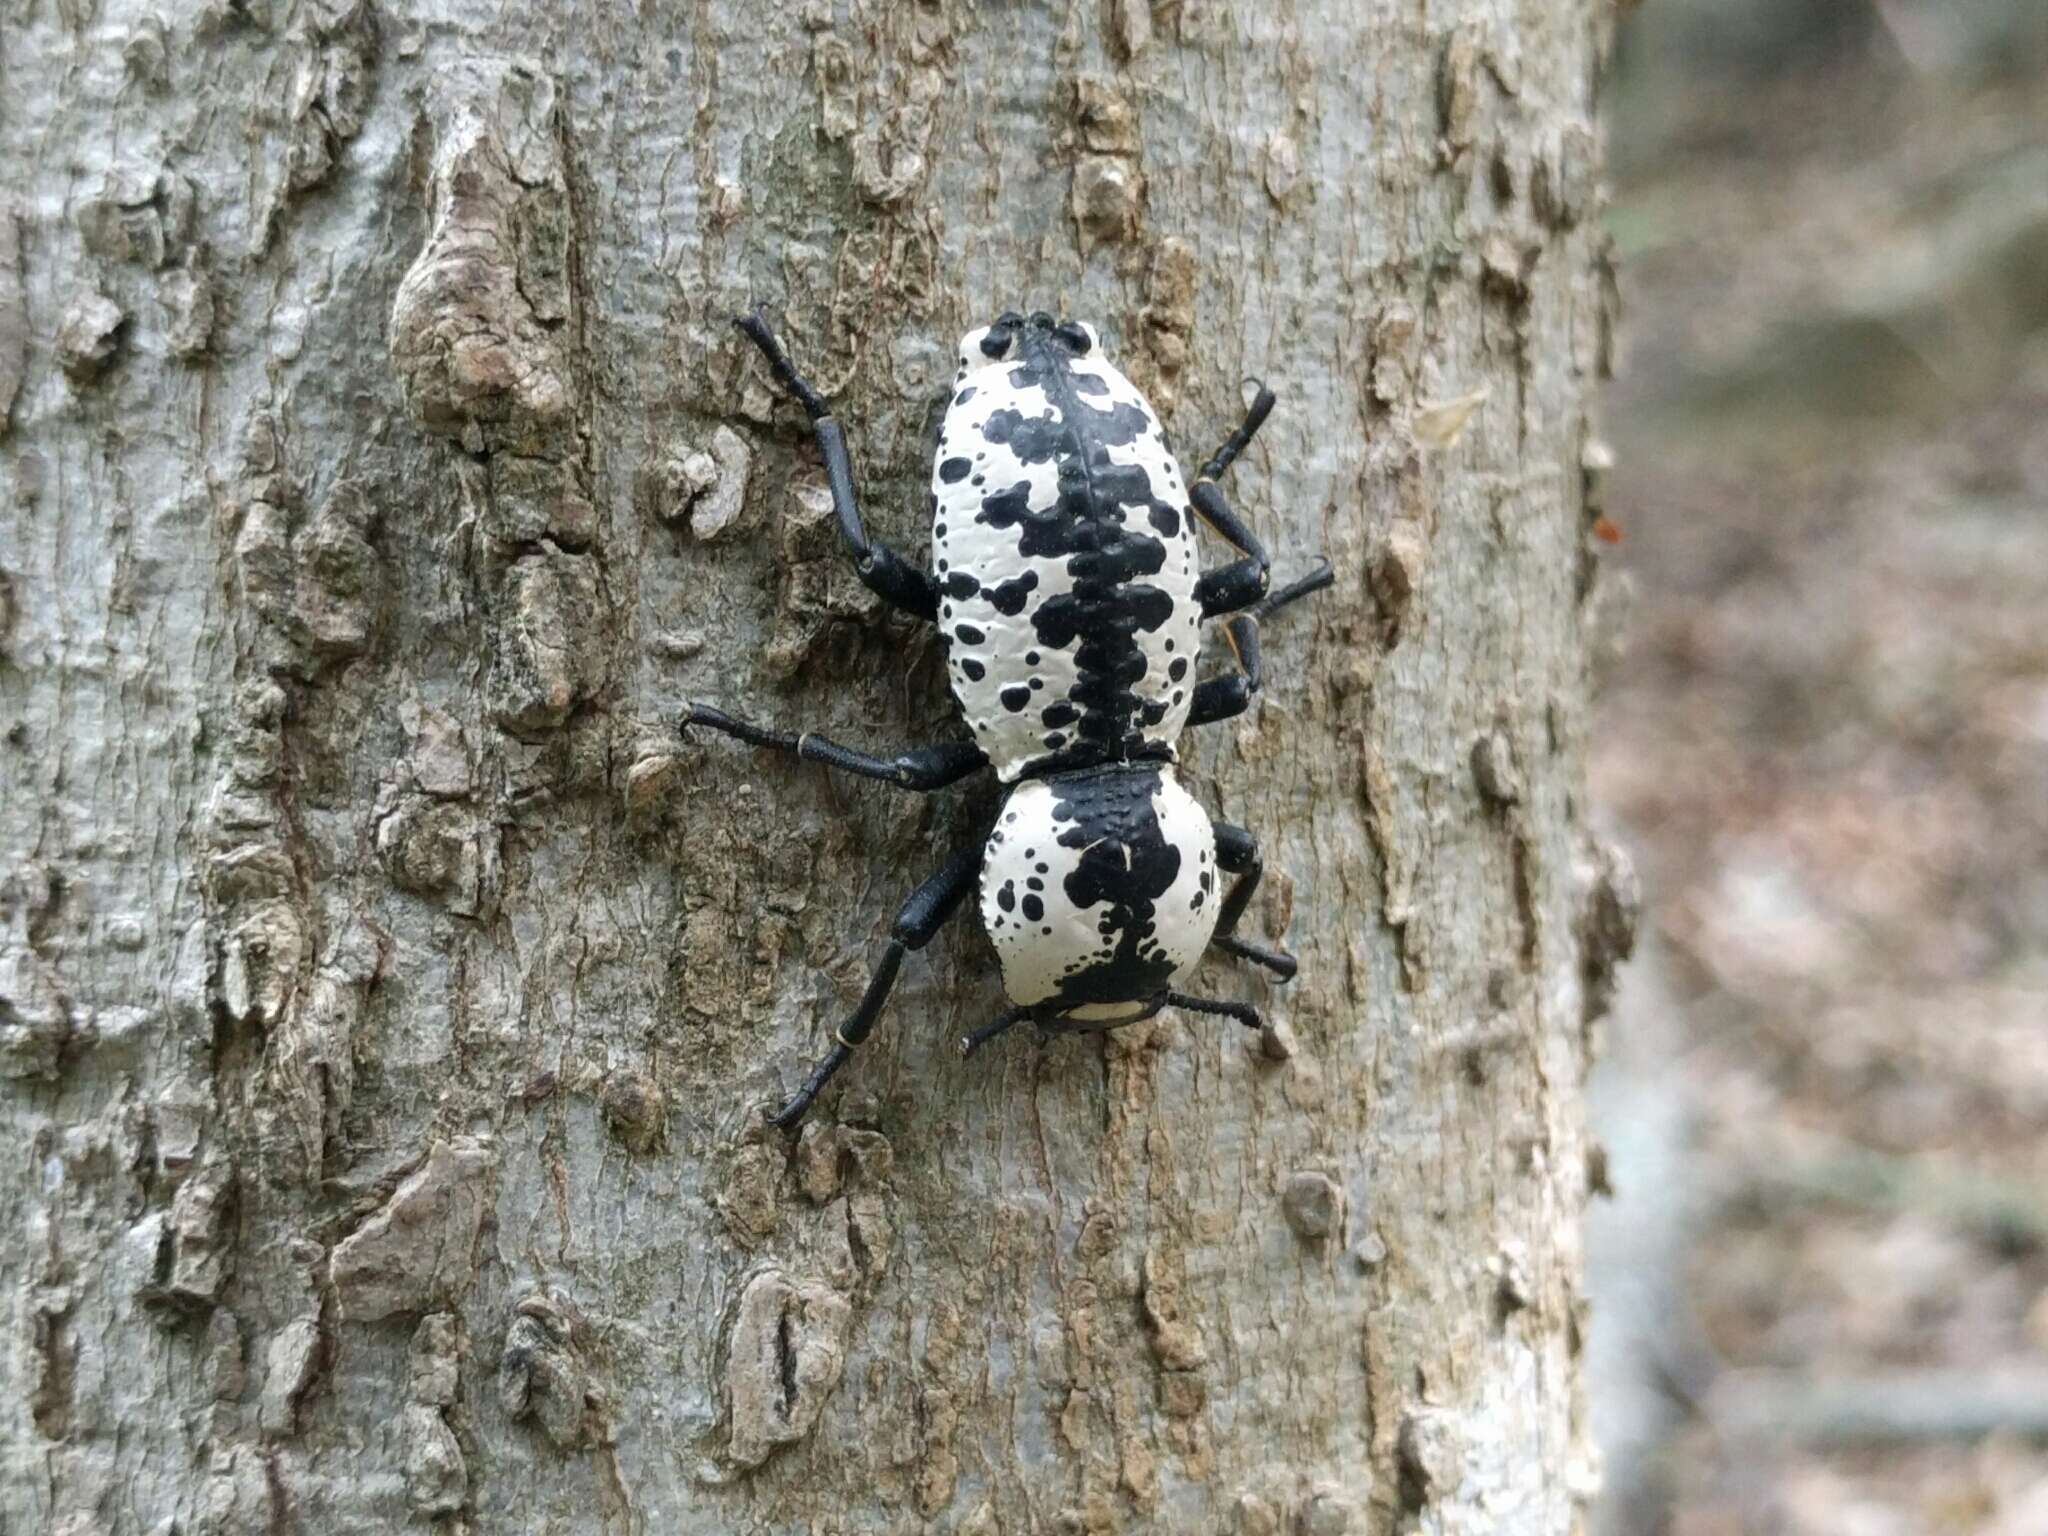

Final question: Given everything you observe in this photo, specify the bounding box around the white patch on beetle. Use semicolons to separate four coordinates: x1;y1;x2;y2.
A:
979;779;1097;1006
1144;769;1220;980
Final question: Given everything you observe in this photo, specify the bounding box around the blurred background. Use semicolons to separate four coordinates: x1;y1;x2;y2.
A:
1585;1;2048;1532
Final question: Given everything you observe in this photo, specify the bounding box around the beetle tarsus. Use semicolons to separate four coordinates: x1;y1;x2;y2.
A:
1164;991;1265;1033
960;1007;1032;1059
1214;934;1298;981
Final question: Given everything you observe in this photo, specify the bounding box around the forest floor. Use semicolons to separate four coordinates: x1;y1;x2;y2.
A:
1590;6;2048;1533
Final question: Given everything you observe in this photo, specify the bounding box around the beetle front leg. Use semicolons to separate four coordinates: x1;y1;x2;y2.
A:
769;842;983;1129
735;312;939;622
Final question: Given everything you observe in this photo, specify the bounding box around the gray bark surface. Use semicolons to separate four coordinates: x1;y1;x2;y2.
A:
1;2;1631;1532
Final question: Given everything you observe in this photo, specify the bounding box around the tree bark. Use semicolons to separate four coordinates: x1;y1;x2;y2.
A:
1;2;1633;1532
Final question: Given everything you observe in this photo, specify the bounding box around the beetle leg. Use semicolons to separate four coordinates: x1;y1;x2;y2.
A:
1190;479;1272;618
1188;380;1338;620
1162;990;1265;1033
958;1005;1033;1059
769;842;984;1130
1185;616;1260;729
735;312;939;622
1197;379;1277;482
1188;382;1279;616
683;704;988;792
1186;558;1334;730
1253;556;1335;620
1207;822;1297;980
1192;492;1338;618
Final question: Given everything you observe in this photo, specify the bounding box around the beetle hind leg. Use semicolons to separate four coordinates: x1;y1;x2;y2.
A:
1207;822;1298;981
767;841;982;1129
1163;990;1264;1033
1214;934;1297;980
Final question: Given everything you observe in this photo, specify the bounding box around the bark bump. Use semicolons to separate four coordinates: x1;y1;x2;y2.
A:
328;1137;494;1321
724;1266;854;1469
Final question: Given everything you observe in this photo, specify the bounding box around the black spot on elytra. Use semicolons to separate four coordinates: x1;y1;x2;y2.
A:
1022;894;1045;922
962;659;986;682
1169;658;1188;682
1149;505;1182;538
976;482;1043;541
955;624;986;645
985;571;1039;616
1000;685;1032;713
997;881;1016;912
954;386;977;406
980;408;1064;464
939;457;971;483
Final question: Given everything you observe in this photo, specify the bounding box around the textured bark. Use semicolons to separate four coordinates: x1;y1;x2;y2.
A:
0;2;1632;1532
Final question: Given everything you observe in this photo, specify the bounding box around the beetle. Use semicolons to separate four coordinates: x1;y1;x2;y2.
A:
687;309;1331;1128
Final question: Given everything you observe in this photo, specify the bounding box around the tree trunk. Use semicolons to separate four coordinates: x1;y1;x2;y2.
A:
1;2;1633;1532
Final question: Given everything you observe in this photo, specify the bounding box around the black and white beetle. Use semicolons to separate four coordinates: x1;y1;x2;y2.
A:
688;309;1331;1128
